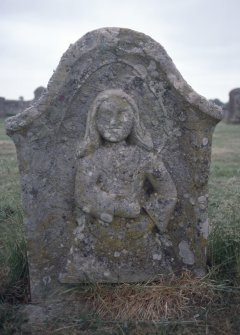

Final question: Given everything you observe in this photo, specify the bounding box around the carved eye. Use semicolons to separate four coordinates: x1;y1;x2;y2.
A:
105;111;113;119
98;110;111;121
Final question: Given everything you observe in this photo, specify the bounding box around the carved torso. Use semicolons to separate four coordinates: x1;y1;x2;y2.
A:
80;143;146;200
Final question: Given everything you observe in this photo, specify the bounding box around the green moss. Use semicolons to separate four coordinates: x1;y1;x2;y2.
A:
93;215;154;260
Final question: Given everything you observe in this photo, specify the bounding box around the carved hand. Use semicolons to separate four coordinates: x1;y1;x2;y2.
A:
114;198;141;218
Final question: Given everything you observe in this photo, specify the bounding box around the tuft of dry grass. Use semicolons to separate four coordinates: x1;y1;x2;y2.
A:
69;272;219;322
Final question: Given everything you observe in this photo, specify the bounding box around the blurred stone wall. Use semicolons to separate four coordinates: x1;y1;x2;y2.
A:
0;86;45;117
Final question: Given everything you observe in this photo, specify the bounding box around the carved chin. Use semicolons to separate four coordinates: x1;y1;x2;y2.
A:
102;131;126;142
106;135;121;142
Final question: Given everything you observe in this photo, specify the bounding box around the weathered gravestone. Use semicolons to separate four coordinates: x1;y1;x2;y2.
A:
224;88;240;123
6;28;222;303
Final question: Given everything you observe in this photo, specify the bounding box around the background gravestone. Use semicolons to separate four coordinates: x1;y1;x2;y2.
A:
224;88;240;123
6;28;222;302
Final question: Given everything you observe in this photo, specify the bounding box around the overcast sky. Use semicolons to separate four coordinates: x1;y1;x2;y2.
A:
1;0;239;102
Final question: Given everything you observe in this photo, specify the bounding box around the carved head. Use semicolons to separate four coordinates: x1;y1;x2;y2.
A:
96;95;134;142
77;89;153;157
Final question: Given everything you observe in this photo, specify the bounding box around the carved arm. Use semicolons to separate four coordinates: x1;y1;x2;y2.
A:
144;161;177;232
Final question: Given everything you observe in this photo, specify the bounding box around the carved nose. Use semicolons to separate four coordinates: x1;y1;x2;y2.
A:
110;118;117;125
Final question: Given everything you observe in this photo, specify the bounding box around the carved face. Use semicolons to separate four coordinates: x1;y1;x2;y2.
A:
96;96;134;142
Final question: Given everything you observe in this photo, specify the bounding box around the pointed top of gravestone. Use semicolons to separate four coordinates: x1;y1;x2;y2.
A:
6;27;222;135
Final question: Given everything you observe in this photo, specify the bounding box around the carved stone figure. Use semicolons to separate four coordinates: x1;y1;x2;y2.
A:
5;28;222;302
75;89;177;231
58;90;177;282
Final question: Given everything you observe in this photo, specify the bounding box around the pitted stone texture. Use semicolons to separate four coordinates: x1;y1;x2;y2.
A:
224;88;240;123
5;28;222;301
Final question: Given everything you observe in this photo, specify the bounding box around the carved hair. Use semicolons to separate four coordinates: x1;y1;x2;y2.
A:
77;89;153;157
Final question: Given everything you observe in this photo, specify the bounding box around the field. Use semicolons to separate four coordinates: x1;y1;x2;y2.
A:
0;118;240;334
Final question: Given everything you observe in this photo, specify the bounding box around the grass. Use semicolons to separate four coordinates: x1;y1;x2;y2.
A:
208;122;240;282
0;119;29;308
0;118;240;334
0;118;11;141
68;271;219;321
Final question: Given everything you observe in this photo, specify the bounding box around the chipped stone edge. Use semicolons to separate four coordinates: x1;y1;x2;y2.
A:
5;27;223;135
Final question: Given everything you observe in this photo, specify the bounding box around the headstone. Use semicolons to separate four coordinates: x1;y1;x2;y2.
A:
6;28;222;303
209;98;225;108
33;86;46;102
224;88;240;123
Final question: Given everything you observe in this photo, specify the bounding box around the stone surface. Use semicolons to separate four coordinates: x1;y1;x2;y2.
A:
18;300;89;334
224;88;240;123
5;28;222;302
